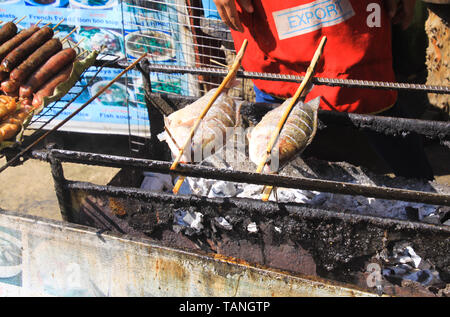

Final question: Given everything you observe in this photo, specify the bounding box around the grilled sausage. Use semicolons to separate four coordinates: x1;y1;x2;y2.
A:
19;48;76;98
0;25;40;61
1;79;20;94
32;64;72;109
10;38;62;84
0;26;53;72
0;71;8;82
0;22;17;45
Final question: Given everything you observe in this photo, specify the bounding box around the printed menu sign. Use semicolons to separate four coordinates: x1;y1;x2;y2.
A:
0;0;197;136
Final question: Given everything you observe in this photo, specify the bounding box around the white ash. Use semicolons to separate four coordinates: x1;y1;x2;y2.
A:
139;144;449;224
182;177;441;223
177;147;449;223
140;172;174;192
380;241;442;287
173;210;204;233
247;222;258;233
215;217;233;230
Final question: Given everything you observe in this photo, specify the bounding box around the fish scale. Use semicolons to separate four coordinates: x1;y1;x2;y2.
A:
249;97;320;173
160;88;238;163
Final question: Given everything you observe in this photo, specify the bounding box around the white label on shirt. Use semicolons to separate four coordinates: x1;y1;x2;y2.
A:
272;0;355;40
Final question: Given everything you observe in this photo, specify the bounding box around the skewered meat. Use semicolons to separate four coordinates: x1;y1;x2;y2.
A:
20;48;76;98
160;88;238;163
10;38;62;84
0;26;53;72
0;25;40;61
0;22;17;45
0;95;17;120
248;97;320;173
32;63;73;109
0;108;29;143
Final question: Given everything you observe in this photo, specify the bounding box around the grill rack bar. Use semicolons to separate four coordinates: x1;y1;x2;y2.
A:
32;148;450;207
142;64;450;94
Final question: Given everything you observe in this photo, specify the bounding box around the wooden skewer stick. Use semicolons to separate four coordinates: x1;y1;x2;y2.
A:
210;58;228;68
15;16;26;25
52;18;65;30
171;39;248;194
53;31;60;36
259;36;327;202
61;27;78;43
35;19;43;26
42;22;52;28
76;49;89;59
72;37;85;50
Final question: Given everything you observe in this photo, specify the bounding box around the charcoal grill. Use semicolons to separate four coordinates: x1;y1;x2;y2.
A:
1;1;449;297
22;60;450;295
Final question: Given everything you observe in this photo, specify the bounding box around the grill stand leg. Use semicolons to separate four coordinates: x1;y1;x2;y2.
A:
48;145;73;223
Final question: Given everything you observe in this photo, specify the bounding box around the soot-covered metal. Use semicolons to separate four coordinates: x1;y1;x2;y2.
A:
33;147;450;297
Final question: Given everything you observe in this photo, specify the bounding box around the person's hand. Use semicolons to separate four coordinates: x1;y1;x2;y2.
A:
213;0;254;32
385;0;417;30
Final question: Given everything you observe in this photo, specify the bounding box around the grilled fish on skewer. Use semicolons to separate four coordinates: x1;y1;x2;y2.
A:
248;97;320;173
159;88;238;163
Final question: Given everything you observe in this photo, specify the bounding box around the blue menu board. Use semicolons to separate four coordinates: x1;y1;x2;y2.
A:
0;0;197;136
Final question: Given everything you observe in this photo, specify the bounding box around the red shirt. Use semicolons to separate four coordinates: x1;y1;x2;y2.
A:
230;0;398;114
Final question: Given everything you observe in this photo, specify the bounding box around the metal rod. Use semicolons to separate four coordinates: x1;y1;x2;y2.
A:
0;54;147;174
142;64;450;95
31;149;450;207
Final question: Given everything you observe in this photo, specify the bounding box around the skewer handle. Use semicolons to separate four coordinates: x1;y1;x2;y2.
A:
259;36;327;201
52;18;65;30
171;39;248;194
14;16;26;25
61;27;78;42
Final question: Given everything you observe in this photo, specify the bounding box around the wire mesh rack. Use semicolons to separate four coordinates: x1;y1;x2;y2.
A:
27;53;121;134
119;0;255;153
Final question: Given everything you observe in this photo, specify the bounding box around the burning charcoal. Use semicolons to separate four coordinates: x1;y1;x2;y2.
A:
215;217;232;231
405;207;419;221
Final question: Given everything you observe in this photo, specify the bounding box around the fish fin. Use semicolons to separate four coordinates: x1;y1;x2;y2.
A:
306;96;321;111
234;100;243;128
305;97;320;147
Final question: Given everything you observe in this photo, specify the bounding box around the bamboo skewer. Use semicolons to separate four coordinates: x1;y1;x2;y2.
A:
258;36;327;202
35;19;43;26
171;39;248;194
42;22;52;28
61;27;78;43
72;37;85;50
15;16;26;25
52;18;65;30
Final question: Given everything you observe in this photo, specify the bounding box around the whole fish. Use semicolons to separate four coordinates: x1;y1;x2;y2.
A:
159;88;238;163
248;96;320;173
